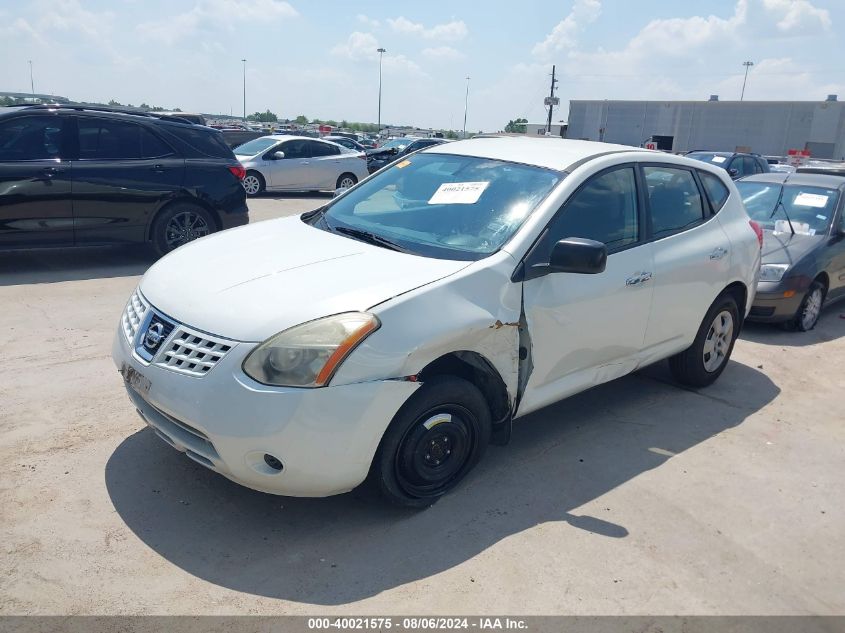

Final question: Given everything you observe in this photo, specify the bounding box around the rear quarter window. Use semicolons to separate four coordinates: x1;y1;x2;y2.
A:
698;170;730;213
164;126;234;159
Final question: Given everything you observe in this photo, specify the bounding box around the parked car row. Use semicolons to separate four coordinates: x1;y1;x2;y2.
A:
114;135;769;508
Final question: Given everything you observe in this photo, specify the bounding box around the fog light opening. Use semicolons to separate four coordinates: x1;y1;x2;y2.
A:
263;454;283;471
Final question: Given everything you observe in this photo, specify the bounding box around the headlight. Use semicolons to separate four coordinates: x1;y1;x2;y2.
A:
242;313;380;387
759;264;789;282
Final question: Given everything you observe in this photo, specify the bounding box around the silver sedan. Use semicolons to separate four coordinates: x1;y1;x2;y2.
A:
235;135;369;196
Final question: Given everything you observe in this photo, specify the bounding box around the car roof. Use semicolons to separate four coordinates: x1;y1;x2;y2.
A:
740;172;845;189
421;136;642;171
688;150;734;156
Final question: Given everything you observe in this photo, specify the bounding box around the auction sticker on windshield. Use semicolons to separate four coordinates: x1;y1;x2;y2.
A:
794;192;829;208
429;181;490;205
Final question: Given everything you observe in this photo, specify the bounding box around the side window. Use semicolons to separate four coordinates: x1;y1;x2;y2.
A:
644;166;705;237
78;119;142;160
698;171;730;213
139;128;174;158
309;141;340;157
278;140;310;159
0;116;63;160
546;166;639;252
727;157;744;178
742;156;758;176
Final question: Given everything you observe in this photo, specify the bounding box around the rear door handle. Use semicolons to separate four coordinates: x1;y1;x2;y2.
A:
710;247;728;260
150;164;165;173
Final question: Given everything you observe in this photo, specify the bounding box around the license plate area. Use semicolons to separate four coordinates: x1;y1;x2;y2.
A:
120;363;151;396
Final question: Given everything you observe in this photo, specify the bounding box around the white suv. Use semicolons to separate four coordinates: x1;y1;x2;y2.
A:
113;137;761;507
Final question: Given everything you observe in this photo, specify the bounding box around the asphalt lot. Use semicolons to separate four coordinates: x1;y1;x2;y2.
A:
1;194;844;615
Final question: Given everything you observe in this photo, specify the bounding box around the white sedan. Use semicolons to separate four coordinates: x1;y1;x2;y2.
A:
235;135;369;196
114;136;761;507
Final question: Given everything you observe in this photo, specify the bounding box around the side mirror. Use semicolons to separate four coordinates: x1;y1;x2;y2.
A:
549;238;607;274
390;147;399;155
728;168;739;178
273;151;285;160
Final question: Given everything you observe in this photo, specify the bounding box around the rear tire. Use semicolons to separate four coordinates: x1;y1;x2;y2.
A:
371;376;491;508
151;203;215;256
789;280;825;332
242;171;265;197
669;293;739;388
336;173;358;190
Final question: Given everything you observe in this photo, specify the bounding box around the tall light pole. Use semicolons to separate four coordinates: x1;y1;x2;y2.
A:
241;58;247;122
740;60;754;101
377;48;386;135
462;76;470;139
28;60;34;96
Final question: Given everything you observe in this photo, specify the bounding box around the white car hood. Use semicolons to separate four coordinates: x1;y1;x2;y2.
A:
140;215;470;341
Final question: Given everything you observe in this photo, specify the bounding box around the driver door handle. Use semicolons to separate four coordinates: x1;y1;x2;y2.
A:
626;271;653;286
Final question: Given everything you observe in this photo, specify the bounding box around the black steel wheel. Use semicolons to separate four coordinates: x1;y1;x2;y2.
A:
372;376;491;508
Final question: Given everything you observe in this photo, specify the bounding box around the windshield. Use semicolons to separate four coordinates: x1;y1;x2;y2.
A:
736;181;839;235
312;152;562;260
234;137;279;156
378;138;415;151
687;152;731;166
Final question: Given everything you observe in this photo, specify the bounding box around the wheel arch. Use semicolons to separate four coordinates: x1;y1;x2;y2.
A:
417;351;512;428
722;280;748;323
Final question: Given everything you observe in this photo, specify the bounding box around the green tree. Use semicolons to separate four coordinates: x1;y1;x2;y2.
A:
504;118;528;133
247;109;278;122
294;115;309;125
107;99;123;106
444;130;459;140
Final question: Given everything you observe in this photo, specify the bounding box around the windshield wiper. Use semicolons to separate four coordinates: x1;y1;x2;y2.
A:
770;185;796;235
332;226;408;252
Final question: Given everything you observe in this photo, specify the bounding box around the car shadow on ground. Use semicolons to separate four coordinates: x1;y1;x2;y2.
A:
106;359;778;605
252;192;334;201
0;244;157;286
740;305;845;347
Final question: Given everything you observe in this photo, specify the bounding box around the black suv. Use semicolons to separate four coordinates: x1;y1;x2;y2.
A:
685;150;770;180
0;105;248;254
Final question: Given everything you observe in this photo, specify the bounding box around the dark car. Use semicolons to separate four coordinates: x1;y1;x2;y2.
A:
157;111;207;126
686;151;770;180
0;104;248;255
736;172;845;330
323;135;367;152
366;138;448;173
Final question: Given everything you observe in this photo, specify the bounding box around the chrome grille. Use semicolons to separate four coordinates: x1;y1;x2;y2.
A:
122;290;148;343
154;327;233;377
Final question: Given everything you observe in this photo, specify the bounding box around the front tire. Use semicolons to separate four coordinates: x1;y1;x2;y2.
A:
669;293;739;388
151;203;215;256
372;376;491;508
242;171;265;197
790;280;825;332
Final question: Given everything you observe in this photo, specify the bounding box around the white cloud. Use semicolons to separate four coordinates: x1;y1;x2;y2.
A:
331;31;424;75
532;0;601;58
387;16;468;41
137;0;297;45
421;46;465;61
357;14;380;29
761;0;831;33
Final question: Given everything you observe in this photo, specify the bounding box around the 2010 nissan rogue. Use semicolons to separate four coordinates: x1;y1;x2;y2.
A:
113;136;762;507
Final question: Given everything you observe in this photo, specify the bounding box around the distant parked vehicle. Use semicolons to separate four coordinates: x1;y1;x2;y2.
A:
367;138;449;173
737;171;845;330
235;135;369;196
324;135;367;153
222;129;264;149
0;104;248;254
686;151;770;180
157;111;207;126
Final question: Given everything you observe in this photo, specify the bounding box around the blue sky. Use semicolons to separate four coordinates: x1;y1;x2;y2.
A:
1;0;842;131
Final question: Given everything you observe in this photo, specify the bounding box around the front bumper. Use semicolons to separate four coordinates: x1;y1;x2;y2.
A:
747;278;806;323
112;320;418;497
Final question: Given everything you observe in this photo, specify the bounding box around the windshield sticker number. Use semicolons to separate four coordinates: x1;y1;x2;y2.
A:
794;193;829;208
395;160;411;169
429;181;490;205
711;156;727;163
